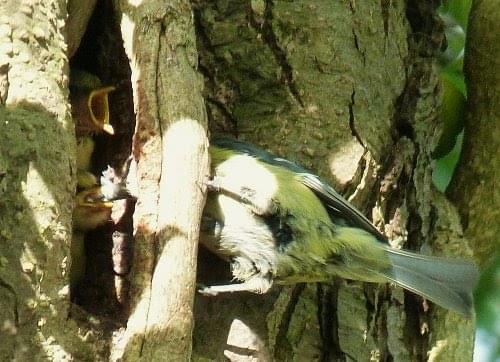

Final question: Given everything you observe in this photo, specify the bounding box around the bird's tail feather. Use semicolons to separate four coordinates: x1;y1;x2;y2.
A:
382;248;478;317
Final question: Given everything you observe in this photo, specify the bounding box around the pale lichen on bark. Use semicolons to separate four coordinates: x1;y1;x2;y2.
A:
0;0;98;360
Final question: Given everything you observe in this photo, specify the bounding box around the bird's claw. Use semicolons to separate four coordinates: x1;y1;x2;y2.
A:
205;176;221;192
197;284;219;296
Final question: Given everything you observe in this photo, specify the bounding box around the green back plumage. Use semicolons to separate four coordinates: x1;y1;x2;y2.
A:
212;137;387;241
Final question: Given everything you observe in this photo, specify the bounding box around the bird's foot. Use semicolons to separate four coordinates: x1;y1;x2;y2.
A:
197;277;273;296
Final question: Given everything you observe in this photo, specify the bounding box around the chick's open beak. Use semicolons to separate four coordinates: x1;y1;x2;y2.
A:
78;187;114;208
72;85;116;136
88;86;116;135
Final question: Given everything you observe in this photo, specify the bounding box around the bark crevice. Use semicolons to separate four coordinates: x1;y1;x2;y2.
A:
247;0;304;107
0;277;19;327
273;284;306;360
348;89;365;148
193;8;238;134
317;282;345;361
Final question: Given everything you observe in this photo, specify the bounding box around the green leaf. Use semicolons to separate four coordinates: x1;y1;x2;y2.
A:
440;0;472;30
432;73;466;158
432;132;463;192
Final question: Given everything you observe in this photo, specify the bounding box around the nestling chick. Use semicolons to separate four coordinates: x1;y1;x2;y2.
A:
71;70;116;186
73;167;131;231
199;138;479;317
69;69;121;301
76;137;97;175
73;187;114;231
71;168;130;298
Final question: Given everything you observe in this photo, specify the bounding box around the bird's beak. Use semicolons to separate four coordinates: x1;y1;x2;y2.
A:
88;86;116;135
79;199;114;209
103;201;114;208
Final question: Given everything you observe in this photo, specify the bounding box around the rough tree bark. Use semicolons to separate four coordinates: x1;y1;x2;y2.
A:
0;0;95;360
0;0;480;361
191;1;475;361
448;0;500;267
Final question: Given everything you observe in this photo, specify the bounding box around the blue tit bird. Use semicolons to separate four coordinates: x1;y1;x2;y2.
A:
199;137;479;317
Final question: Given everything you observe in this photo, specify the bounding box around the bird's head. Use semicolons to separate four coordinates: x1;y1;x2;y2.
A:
73;187;114;231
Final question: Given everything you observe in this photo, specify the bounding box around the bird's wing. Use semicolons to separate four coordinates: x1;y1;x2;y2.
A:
212;137;387;242
297;173;387;241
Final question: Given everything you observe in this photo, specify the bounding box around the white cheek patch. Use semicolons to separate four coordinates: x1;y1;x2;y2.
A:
217;195;257;226
214;154;279;214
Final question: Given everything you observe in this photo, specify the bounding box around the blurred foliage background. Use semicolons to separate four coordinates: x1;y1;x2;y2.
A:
434;1;499;360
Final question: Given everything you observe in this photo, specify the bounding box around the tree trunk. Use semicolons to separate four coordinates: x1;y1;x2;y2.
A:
448;0;500;267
